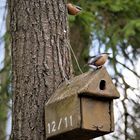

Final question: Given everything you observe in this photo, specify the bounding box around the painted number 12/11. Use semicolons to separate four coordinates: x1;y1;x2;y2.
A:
47;115;73;134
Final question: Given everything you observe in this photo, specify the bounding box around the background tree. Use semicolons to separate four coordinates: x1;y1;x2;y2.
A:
0;1;11;139
0;31;11;140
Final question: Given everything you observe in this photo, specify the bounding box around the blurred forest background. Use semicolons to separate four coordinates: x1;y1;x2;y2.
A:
0;0;140;140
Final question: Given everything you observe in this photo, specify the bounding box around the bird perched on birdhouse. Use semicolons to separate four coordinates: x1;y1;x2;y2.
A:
88;53;111;69
67;3;82;15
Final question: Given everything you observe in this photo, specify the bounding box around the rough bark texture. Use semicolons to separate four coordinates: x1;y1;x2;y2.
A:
9;0;73;139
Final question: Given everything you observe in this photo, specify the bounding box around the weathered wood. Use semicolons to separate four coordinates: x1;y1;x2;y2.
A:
45;67;120;140
45;95;81;138
47;67;120;105
81;97;113;132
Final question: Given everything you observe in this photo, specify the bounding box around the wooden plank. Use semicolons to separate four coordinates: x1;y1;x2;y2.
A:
81;97;113;133
45;95;81;138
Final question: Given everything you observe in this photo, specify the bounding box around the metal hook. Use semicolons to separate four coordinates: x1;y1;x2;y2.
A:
92;125;103;131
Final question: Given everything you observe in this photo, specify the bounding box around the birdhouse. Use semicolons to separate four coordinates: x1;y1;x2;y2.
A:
45;67;120;140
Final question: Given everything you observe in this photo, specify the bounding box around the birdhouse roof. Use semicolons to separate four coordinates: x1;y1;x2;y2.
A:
46;67;120;105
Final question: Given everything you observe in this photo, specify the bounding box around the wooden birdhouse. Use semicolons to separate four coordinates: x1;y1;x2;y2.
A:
45;67;120;140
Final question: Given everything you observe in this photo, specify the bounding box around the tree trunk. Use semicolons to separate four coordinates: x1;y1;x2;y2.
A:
9;0;73;139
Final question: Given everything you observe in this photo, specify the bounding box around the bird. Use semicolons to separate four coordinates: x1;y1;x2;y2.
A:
88;53;111;69
66;3;82;15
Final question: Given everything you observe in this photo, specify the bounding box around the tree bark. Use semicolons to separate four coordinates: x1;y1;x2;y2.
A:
9;0;73;139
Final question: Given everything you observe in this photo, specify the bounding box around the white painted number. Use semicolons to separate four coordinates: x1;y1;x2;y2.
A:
47;115;73;134
70;115;73;126
64;117;68;128
52;121;56;132
47;121;56;134
47;123;51;134
57;118;62;130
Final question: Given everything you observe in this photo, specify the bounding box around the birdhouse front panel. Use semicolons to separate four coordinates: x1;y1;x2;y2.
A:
81;97;114;135
45;67;120;140
45;95;81;139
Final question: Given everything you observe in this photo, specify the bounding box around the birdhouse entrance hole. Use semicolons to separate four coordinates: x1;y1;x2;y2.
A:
99;80;106;90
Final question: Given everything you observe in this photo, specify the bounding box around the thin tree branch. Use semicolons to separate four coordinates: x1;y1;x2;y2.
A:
109;57;140;78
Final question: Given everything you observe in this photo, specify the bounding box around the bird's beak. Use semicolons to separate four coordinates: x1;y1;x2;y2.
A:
105;53;111;55
75;6;82;10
